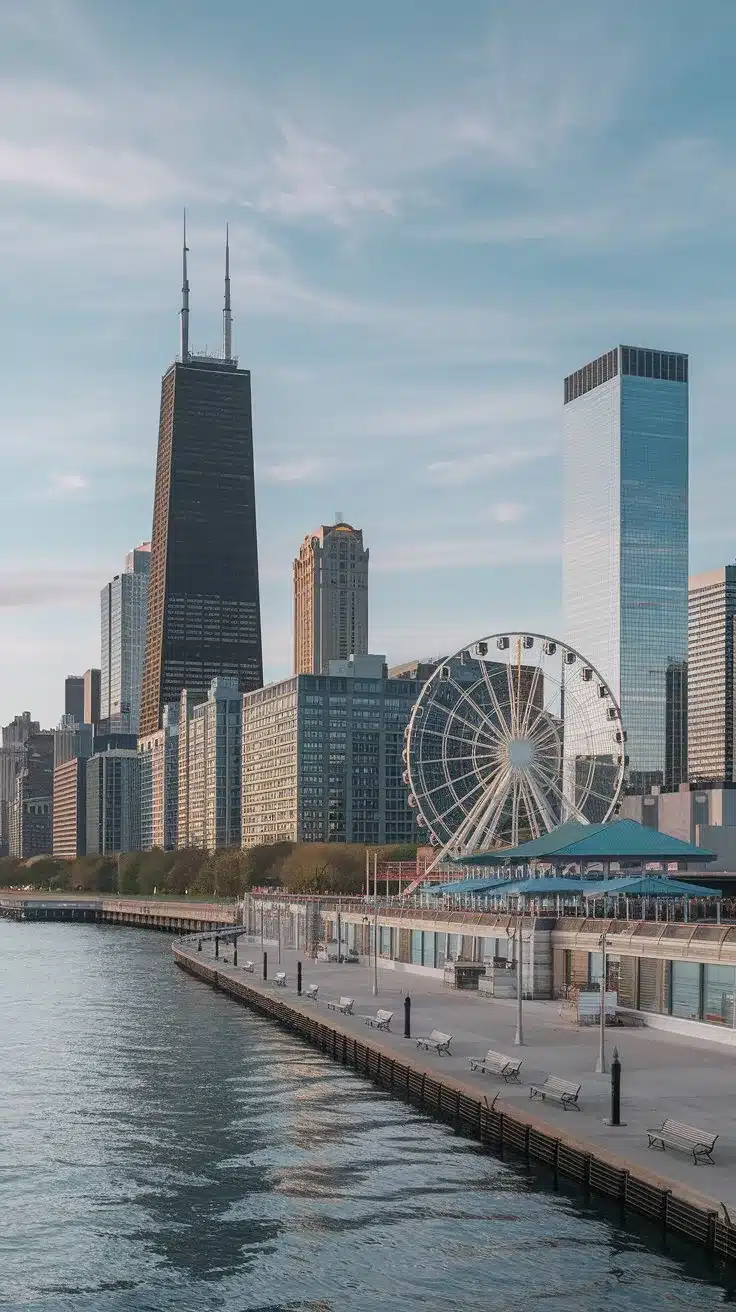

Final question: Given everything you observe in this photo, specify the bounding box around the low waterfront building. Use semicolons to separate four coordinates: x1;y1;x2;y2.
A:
138;703;180;850
249;892;736;1043
241;655;421;846
177;677;242;850
52;757;87;859
86;749;141;855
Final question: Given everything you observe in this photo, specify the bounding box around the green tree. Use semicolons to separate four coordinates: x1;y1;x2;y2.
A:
117;853;141;895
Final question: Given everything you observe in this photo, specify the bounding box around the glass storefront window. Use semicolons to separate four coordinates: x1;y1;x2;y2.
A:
672;961;701;1020
422;932;435;968
447;934;459;961
411;930;422;964
638;958;670;1014
703;965;736;1026
589;951;603;986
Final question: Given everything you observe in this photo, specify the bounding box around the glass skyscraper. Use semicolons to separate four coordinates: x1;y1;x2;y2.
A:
100;544;151;735
563;345;689;792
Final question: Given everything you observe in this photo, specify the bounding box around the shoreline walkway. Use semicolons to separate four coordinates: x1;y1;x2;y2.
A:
176;938;736;1255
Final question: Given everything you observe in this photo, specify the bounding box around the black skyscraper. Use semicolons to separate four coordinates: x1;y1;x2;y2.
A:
140;221;263;736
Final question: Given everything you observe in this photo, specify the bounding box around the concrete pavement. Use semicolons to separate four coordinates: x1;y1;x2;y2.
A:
194;937;736;1215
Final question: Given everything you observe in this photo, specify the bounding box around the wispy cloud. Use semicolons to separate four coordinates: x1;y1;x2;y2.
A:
426;448;552;485
372;535;559;573
0;565;101;608
260;458;325;484
47;473;88;496
255;124;396;227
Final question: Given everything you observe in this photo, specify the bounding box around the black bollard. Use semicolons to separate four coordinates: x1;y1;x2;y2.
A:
215;937;219;959
263;951;268;981
604;1046;625;1126
610;1046;621;1125
197;939;202;953
404;994;411;1038
297;961;303;996
233;940;238;967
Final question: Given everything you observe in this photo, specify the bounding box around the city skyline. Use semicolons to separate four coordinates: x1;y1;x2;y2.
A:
3;2;736;727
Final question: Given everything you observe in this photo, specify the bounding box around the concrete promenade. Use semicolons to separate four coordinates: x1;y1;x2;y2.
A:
190;937;736;1218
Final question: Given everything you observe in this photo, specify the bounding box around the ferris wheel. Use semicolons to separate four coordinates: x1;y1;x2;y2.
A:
403;632;626;869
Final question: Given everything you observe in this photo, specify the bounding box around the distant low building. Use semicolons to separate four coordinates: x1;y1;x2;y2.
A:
619;783;736;872
54;715;94;771
388;659;439;683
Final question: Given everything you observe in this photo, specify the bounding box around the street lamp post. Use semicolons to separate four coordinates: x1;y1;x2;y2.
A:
514;918;524;1046
373;852;379;997
596;930;607;1073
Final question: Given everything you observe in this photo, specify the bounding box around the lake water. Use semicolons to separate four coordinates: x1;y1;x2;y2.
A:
1;920;732;1311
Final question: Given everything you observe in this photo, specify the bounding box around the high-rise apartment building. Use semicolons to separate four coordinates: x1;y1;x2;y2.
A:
687;566;736;785
83;669;101;727
563;345;689;792
138;703;180;851
241;655;420;847
101;544;151;735
9;731;54;858
64;676;85;724
52;757;87;859
0;713;39;855
177;677;242;850
140;225;262;736
86;750;141;855
293;519;369;674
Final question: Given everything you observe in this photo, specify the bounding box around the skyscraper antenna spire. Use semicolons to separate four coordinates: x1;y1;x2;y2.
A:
223;223;232;360
180;209;190;362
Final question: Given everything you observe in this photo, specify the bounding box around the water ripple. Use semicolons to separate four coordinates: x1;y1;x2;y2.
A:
0;922;732;1311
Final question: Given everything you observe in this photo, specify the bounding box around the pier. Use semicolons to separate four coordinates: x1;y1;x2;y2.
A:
0;892;237;933
175;934;736;1262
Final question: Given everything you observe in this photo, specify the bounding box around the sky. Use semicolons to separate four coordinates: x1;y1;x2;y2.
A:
2;0;736;728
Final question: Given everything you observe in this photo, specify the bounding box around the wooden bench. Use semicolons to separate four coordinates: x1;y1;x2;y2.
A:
242;961;255;973
274;971;287;987
530;1075;581;1110
326;996;354;1014
416;1029;452;1055
304;984;319;1000
469;1049;522;1084
647;1118;718;1165
364;1009;393;1031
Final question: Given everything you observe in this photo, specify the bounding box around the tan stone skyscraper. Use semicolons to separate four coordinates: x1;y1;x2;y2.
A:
293;517;369;674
